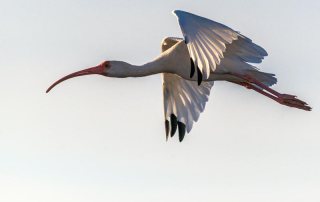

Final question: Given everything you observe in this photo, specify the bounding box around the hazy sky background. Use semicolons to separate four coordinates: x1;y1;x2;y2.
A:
1;0;320;201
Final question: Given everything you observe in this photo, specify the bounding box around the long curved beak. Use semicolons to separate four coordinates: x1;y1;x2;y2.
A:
46;65;104;93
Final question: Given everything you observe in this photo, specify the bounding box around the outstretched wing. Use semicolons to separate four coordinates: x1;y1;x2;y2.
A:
161;37;214;142
163;73;214;141
173;10;267;83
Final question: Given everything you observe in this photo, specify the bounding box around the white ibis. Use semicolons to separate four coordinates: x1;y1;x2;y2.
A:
47;10;311;142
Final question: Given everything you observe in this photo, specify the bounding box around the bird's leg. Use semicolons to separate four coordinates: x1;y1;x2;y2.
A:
232;73;283;96
231;73;311;110
236;81;311;111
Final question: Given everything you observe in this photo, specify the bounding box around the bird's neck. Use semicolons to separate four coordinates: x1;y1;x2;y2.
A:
125;55;171;78
117;40;188;78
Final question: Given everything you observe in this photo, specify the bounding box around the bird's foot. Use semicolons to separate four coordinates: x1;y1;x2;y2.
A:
278;94;311;111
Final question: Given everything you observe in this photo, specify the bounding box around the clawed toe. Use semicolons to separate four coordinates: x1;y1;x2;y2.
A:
280;97;311;111
280;94;307;105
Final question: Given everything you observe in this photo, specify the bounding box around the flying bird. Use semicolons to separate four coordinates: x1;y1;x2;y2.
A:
46;10;311;142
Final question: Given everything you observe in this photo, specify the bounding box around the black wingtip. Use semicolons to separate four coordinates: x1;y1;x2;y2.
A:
197;67;202;85
184;37;188;44
170;114;178;137
178;122;186;142
165;120;170;141
190;58;195;78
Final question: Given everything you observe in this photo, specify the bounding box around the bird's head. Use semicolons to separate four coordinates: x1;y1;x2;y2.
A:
46;60;118;93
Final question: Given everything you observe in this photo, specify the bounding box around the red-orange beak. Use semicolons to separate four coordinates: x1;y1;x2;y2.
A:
46;64;104;93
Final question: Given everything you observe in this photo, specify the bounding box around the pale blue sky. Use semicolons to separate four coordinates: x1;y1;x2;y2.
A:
1;0;320;201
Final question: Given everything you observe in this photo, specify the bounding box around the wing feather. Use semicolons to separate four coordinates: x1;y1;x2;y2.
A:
161;37;215;141
173;10;238;78
162;73;214;140
173;10;268;83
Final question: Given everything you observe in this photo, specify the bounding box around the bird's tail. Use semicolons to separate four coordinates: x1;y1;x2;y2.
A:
246;70;277;87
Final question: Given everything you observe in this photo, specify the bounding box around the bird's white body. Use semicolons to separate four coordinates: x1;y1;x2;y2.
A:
110;38;267;83
107;30;277;139
112;40;220;79
47;10;311;142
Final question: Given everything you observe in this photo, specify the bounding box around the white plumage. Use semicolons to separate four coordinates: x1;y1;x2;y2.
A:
47;10;311;142
161;37;214;140
162;72;214;133
174;10;239;79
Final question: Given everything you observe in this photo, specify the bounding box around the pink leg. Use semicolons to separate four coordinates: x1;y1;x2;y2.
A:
236;81;311;111
232;73;291;97
231;73;309;103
